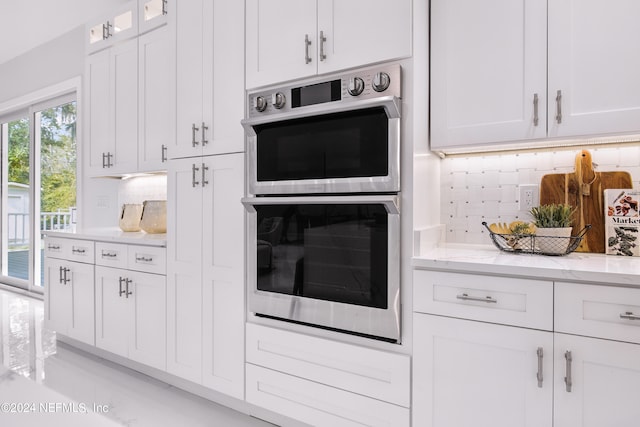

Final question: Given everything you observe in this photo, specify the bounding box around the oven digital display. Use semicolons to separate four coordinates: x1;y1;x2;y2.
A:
292;80;342;108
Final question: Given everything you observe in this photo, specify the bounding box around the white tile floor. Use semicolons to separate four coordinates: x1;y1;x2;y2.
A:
0;287;273;427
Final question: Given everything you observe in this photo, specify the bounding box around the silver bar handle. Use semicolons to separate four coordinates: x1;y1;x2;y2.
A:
59;266;65;284
162;0;168;15
48;244;61;250
119;277;126;297
319;30;327;61
192;123;199;147
536;347;544;388
456;293;497;304
192;164;200;188
202;163;209;187
103;21;112;39
63;268;71;284
102;152;107;168
304;34;312;64
564;350;572;392
72;248;86;254
101;251;117;258
201;122;208;146
620;311;640;321
555;90;562;124
125;278;133;298
136;256;153;262
533;93;539;126
161;144;168;162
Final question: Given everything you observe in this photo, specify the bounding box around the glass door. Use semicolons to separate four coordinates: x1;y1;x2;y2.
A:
1;96;77;293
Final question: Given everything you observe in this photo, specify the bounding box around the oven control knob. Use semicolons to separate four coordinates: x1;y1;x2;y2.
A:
271;92;287;109
254;96;267;112
372;72;391;92
347;77;365;96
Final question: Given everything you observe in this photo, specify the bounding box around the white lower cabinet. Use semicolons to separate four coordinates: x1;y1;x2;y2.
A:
166;153;244;398
413;314;553;427
245;323;410;426
95;266;166;371
44;257;95;345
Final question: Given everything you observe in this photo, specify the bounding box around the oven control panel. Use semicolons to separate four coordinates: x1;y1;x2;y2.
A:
247;64;401;118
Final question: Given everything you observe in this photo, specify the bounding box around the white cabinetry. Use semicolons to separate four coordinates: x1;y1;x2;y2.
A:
85;38;139;176
44;238;95;345
412;271;554;427
553;282;640;426
431;0;640;151
166;153;244;398
246;323;411;426
245;0;412;88
86;0;138;54
172;0;244;159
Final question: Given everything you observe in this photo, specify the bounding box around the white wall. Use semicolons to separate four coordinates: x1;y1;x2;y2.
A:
0;27;84;103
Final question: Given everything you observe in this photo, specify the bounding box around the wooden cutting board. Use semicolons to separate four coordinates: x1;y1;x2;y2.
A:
540;150;633;253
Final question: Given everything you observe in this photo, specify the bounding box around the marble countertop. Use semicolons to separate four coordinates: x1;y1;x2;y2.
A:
42;227;166;247
413;244;640;287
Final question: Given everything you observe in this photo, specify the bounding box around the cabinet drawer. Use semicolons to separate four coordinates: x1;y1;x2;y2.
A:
95;242;128;269
127;245;166;274
413;270;553;330
246;364;410;427
246;323;410;407
555;282;640;344
45;237;95;264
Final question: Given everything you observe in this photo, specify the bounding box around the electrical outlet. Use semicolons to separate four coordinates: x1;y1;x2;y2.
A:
519;184;539;211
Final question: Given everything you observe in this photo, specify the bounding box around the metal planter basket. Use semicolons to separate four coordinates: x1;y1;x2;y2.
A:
482;222;591;256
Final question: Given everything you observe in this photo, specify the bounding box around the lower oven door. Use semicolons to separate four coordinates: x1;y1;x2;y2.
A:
242;195;400;342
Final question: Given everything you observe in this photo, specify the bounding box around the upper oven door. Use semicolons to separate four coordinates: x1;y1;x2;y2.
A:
243;96;401;195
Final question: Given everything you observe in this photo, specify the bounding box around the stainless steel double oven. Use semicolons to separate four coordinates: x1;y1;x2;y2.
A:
242;64;402;342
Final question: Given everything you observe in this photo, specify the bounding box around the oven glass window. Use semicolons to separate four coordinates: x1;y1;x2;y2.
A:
256;203;388;309
255;108;388;182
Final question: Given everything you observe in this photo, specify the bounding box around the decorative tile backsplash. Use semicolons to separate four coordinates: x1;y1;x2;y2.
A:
441;145;640;244
118;175;167;207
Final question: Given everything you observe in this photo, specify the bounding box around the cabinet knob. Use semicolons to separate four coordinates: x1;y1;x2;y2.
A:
271;92;286;109
254;96;267;112
372;72;391;92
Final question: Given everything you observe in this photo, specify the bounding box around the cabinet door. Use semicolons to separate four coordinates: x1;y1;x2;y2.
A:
203;0;244;156
67;261;96;345
95;266;129;357
413;314;553;427
201;153;245;397
110;38;139;175
127;270;166;371
245;0;317;88
166;157;204;382
317;0;411;74
430;0;547;150
139;0;170;34
173;0;204;159
138;26;173;172
44;258;72;336
548;0;640;138
554;333;640;427
86;49;111;175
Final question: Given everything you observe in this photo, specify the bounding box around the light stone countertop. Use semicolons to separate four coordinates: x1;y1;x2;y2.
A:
42;227;166;247
413;244;640;287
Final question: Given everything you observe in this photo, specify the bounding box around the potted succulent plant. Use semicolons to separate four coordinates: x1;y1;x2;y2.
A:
529;203;574;254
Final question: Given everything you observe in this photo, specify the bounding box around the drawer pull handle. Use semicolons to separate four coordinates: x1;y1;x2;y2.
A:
456;293;497;304
564;350;572;393
125;278;133;298
620;311;640;321
72;248;86;254
136;256;153;262
48;244;61;250
102;251;117;258
536;347;544;388
119;277;126;297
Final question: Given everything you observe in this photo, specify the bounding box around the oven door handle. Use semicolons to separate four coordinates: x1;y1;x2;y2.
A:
241;195;400;215
241;95;401;133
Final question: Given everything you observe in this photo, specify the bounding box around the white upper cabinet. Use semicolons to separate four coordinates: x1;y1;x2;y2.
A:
138;26;173;172
172;0;245;159
548;0;640;138
85;38;139;176
431;0;640;151
86;0;138;54
246;0;412;88
430;0;547;149
139;0;169;34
